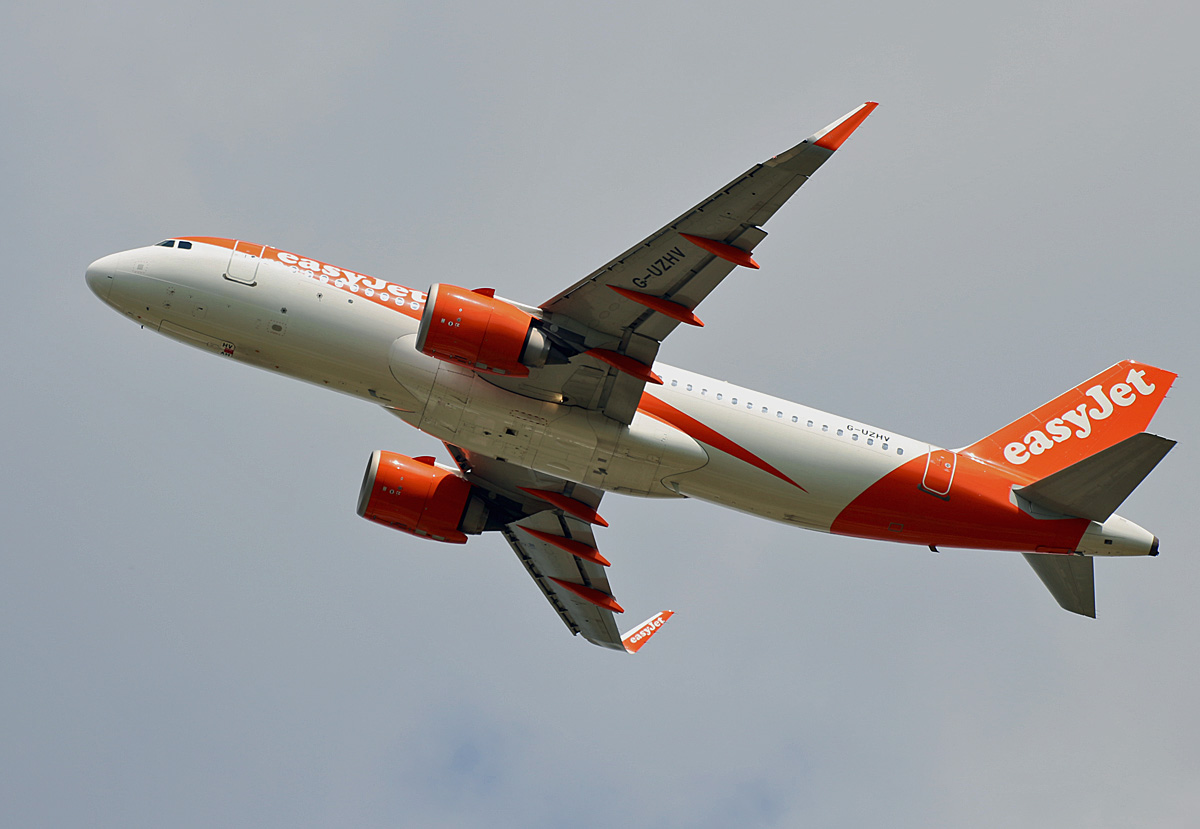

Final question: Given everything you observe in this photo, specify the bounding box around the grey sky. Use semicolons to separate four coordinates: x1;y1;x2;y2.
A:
3;2;1197;826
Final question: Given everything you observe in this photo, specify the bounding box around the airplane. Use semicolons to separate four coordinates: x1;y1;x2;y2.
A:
85;102;1176;652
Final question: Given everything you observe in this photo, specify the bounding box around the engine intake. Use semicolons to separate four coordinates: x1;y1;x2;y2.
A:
415;283;550;376
357;450;489;544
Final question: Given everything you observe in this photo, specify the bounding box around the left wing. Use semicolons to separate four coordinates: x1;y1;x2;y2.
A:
443;443;672;652
487;103;878;423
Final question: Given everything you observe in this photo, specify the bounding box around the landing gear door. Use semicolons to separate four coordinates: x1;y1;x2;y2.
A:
225;240;264;285
920;448;956;498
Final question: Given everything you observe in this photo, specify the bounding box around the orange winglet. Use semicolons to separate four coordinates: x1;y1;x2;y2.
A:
608;286;704;327
549;577;624;613
518;526;611;567
812;102;878;151
621;610;675;653
678;234;760;269
586;348;663;385
518;488;609;527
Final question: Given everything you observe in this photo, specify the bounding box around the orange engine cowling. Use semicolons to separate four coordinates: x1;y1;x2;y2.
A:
356;450;489;544
415;283;550;376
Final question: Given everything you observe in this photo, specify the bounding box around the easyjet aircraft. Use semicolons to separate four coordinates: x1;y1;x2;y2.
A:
86;103;1176;651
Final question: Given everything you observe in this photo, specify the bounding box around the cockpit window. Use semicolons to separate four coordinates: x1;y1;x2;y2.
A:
154;239;193;249
156;240;175;247
177;240;192;249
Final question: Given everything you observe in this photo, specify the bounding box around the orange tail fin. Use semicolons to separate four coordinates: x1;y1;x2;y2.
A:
962;360;1177;480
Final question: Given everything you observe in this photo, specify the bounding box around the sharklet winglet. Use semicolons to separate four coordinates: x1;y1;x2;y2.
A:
808;102;879;151
620;610;675;654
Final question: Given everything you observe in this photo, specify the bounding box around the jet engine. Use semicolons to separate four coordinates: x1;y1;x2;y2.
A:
357;450;490;544
415;283;550;376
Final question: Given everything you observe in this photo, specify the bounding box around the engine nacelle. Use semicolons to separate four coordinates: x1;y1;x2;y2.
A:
415;283;550;376
356;450;489;544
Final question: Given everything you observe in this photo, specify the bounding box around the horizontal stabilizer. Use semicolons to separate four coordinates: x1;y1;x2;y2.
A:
1023;554;1096;617
1015;433;1175;523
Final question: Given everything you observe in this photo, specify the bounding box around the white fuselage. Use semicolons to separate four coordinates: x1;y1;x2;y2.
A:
86;241;912;531
85;239;1157;557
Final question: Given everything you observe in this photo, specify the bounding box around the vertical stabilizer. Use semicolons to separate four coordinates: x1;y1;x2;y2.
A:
962;361;1176;480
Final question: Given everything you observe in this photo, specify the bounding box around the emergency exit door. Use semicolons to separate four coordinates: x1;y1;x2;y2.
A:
225;240;264;285
920;448;956;498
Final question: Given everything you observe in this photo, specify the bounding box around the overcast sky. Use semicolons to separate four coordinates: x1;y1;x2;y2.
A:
3;1;1198;826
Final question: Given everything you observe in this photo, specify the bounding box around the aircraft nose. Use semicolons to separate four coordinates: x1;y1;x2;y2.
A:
85;254;118;301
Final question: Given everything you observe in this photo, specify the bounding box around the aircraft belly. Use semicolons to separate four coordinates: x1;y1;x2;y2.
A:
407;361;708;495
604;413;709;497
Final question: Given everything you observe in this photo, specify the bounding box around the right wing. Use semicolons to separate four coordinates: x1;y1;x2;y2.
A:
504;509;624;650
443;443;672;652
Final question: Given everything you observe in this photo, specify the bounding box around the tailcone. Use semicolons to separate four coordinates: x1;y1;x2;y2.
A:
1077;514;1158;556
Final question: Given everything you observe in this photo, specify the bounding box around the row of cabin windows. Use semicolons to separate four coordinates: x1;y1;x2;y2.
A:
156;240;193;249
667;377;901;454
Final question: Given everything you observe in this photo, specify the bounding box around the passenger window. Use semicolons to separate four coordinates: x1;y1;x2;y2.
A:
867;438;874;445
791;416;798;423
807;420;813;427
746;402;753;409
762;407;768;414
177;240;192;249
897;448;904;455
701;389;707;395
686;384;693;391
852;433;859;441
731;398;737;405
717;393;723;400
822;425;828;432
776;411;782;418
882;444;889;450
671;379;678;387
837;428;843;436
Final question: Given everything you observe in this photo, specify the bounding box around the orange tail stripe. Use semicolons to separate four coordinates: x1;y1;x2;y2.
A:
518;527;611;567
518;488;609;526
549;577;624;613
608;286;704;327
679;234;760;269
639;392;806;492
